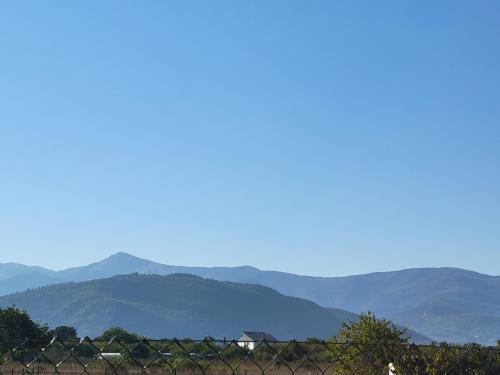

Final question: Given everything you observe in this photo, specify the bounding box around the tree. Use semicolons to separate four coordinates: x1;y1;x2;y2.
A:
52;325;78;341
95;327;149;359
0;306;49;339
331;312;409;375
96;327;140;342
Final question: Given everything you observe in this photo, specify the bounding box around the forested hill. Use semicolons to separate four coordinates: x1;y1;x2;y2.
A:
0;273;343;339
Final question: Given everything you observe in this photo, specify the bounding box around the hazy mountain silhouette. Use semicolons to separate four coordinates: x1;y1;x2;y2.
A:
1;252;498;343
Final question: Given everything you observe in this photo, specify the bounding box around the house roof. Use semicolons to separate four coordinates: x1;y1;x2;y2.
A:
240;331;277;341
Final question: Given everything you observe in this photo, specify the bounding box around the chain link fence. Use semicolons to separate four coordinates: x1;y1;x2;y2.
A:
1;337;500;375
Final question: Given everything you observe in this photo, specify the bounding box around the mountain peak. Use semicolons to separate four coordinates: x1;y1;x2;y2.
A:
106;251;140;260
93;252;157;269
57;252;162;281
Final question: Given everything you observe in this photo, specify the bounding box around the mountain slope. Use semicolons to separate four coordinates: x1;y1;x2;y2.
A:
0;263;63;296
54;254;500;344
2;252;499;344
0;274;343;340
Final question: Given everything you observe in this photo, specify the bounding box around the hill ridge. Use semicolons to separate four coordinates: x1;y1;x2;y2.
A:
1;252;499;344
0;273;343;340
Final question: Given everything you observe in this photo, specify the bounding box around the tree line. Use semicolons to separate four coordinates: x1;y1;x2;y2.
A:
0;306;133;342
2;306;500;374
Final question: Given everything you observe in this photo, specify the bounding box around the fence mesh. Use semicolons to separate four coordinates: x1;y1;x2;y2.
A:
1;337;500;375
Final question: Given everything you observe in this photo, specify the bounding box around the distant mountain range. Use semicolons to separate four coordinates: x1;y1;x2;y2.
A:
1;252;499;344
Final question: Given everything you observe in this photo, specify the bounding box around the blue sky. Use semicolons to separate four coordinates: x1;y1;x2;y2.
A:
0;1;499;276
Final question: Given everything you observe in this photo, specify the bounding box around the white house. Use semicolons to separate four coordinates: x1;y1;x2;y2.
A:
237;331;277;351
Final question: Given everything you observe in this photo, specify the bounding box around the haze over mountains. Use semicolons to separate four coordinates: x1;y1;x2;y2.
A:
1;252;500;344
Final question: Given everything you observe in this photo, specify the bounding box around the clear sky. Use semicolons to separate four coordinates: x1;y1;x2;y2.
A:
0;1;499;276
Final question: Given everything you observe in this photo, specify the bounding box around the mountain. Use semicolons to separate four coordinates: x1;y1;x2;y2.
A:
57;252;270;284
316;268;500;345
1;252;498;344
0;263;62;296
0;274;343;340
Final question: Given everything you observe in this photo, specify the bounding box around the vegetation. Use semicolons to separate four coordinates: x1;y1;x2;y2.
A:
0;306;49;339
51;325;78;341
96;327;141;342
330;312;409;374
2;308;500;373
